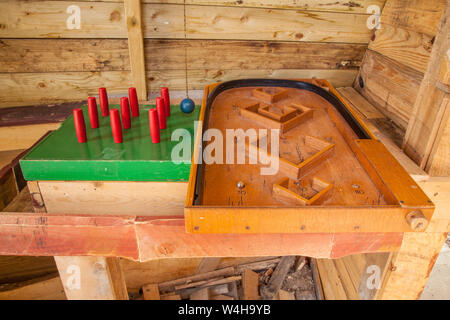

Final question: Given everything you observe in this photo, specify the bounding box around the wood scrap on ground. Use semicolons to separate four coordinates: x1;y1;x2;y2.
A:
140;256;318;300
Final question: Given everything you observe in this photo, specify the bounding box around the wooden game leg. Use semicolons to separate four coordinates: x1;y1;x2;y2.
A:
377;232;448;300
54;256;129;300
27;181;129;300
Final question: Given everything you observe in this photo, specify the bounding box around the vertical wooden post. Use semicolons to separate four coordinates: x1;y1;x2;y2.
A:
402;2;449;173
55;256;129;300
124;0;147;100
377;232;447;300
27;182;129;300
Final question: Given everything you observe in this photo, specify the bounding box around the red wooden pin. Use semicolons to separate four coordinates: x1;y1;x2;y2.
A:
99;87;109;117
73;108;87;143
110;109;123;143
161;87;170;117
87;97;99;129
120;97;131;129
149;109;160;144
129;87;139;117
156;97;167;129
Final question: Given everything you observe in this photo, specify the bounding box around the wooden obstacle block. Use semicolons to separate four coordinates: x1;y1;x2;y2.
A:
252;87;288;103
240;102;313;134
273;177;333;206
247;134;334;179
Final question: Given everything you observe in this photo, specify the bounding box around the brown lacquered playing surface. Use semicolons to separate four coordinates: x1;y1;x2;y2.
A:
199;87;386;207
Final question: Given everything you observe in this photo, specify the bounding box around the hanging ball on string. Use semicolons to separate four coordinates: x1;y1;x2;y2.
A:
180;98;195;114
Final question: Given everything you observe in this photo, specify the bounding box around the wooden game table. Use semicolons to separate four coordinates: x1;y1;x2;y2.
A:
0;79;447;300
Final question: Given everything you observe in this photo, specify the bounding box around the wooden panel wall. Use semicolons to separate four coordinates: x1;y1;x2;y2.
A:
355;0;446;130
0;0;383;108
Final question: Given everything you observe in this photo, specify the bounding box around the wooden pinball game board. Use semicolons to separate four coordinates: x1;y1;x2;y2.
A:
185;79;435;234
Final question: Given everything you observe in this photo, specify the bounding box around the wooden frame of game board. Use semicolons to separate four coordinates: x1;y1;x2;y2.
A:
184;79;435;234
0;79;447;300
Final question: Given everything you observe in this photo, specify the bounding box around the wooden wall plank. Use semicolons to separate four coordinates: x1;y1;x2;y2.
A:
355;49;423;129
144;39;365;70
380;0;446;36
0;39;364;73
148;69;358;92
0;123;60;151
0;1;127;38
143;0;385;13
141;3;185;38
0;39;130;73
369;23;433;73
0;2;375;41
185;5;372;43
49;0;385;13
402;2;449;170
0;71;131;108
186;0;386;13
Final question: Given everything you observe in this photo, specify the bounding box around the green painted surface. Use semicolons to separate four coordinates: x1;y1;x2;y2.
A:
20;104;200;181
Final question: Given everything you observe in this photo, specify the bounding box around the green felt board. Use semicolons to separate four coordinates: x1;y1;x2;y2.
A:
20;104;200;182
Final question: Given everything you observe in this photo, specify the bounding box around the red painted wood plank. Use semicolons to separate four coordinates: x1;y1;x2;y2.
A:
0;213;403;261
331;232;403;258
0;213;139;259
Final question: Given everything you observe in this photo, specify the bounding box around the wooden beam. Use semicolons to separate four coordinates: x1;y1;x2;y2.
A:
54;256;128;300
0;213;404;260
260;256;295;300
124;0;147;100
378;232;448;300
